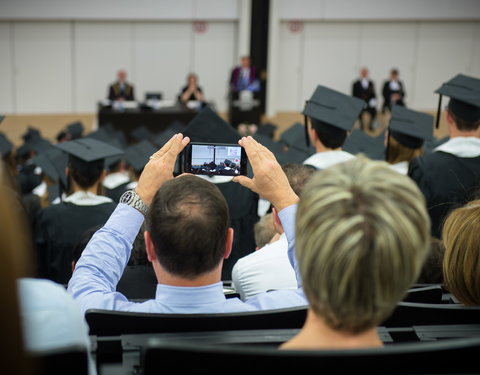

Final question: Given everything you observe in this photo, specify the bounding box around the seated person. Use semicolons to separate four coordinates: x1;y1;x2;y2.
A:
442;199;480;306
386;105;434;175
230;55;260;93
382;68;406;113
0;160;95;374
108;69;135;101
232;164;315;301
68;134;306;315
35;139;122;284
179;73;205;104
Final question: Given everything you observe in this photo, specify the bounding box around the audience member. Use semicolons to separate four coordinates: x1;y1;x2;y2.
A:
179;73;205;105
232;164;315;301
302;85;365;169
0;159;94;375
68;134;307;315
386;105;433;174
108;69;135;101
442;199;480;306
102;150;131;203
382;68;406;113
278;155;430;349
352;67;378;131
35;138;122;284
408;74;480;238
230;55;260;93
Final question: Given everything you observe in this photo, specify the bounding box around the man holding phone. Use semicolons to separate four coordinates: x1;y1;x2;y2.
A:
68;133;306;314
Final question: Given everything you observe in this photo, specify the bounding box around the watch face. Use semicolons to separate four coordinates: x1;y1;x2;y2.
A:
121;190;134;204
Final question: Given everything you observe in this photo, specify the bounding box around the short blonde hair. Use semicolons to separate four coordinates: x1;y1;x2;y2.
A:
296;156;430;333
442;200;480;306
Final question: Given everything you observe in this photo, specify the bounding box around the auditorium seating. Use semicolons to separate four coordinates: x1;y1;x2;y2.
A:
141;336;480;373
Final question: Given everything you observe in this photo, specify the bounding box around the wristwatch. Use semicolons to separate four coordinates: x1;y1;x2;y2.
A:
119;190;149;216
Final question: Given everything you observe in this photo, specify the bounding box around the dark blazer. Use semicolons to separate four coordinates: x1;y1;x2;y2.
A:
230;66;258;92
382;80;405;111
108;81;135;101
352;79;377;106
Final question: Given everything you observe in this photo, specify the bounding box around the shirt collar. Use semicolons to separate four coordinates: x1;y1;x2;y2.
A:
64;191;113;206
434;137;480;158
303;150;356;170
155;282;226;307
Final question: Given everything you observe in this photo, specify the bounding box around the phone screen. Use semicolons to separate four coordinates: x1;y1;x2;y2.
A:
183;142;247;176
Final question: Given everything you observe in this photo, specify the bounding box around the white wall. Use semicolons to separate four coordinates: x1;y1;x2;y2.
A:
0;0;244;114
268;0;480;116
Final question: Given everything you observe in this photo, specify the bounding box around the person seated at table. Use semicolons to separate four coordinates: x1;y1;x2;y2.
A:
108;69;135;102
179;73;205;104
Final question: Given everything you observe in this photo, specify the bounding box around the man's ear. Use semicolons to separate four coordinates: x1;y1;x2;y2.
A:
308;123;318;145
224;228;234;259
272;207;284;234
144;230;157;263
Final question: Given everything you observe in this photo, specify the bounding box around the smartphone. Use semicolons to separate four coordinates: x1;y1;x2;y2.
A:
183;142;248;176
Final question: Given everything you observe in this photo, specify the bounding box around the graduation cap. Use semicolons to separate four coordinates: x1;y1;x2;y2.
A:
154;127;177;148
252;133;285;164
22;126;42;143
125;139;157;175
183;106;240;144
66;121;84;140
0;132;13;157
302;85;365;147
279;122;316;163
32;148;68;187
388;105;433;149
434;74;480;128
343;129;386;160
55;138;123;180
131;125;154;142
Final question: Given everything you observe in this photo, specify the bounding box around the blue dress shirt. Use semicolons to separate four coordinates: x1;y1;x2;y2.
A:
68;203;306;315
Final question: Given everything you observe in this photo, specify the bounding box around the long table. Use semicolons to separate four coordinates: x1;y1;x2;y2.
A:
97;102;198;143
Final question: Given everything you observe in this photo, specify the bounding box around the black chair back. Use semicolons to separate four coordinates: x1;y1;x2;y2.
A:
382;301;480;327
29;345;88;375
86;305;308;336
142;337;480;373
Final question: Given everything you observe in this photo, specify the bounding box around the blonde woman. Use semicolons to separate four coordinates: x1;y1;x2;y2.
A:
442;200;480;306
282;156;431;349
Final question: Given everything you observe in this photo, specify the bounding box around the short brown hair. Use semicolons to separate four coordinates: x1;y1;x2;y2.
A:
448;109;480;132
442;200;480;306
386;135;423;164
146;175;229;279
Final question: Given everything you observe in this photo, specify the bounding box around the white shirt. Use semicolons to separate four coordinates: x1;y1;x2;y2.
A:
303;150;356;170
17;278;96;374
232;233;297;301
434;136;480;158
389;161;408;175
102;172;130;190
64;191;113;206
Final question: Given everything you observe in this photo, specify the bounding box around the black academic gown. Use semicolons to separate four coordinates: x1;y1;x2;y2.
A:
35;200;117;284
103;182;130;203
117;265;158;300
213;180;259;281
408;152;480;238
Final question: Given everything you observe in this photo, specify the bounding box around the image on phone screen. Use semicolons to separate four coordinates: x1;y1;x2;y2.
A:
184;143;247;176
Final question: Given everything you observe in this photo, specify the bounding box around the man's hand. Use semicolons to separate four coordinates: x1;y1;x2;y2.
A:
135;133;190;205
232;136;299;211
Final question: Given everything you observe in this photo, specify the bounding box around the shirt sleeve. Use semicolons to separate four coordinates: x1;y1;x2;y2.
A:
67;203;144;315
277;204;302;288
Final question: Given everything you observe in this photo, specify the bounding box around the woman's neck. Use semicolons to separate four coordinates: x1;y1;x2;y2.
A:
280;309;383;350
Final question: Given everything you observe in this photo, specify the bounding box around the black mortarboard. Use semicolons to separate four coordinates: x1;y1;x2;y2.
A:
183;106;240;144
154;127;177;148
32;148;68;186
302;85;365;146
252;133;285;164
131;125;154;142
55;138;123;163
279;122;316;160
280;122;305;148
22;126;42;143
255;122;278;139
66;121;84;140
125;140;157;174
388;105;433;149
343;129;386;160
434;74;480;128
0;132;13;157
28;137;53;155
104;137;126;171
